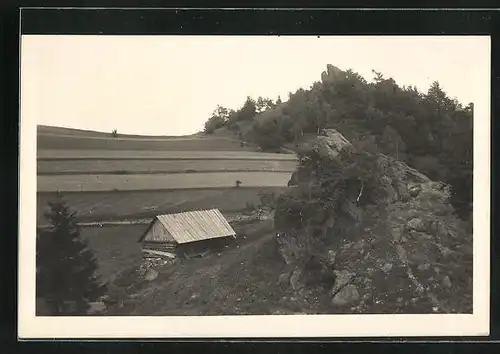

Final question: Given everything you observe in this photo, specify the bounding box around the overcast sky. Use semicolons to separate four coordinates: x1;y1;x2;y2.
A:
22;35;489;136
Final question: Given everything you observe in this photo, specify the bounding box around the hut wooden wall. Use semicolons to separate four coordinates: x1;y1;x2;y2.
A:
142;240;177;252
177;236;233;258
141;217;236;259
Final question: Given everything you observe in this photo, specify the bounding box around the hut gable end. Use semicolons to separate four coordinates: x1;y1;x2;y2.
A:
143;218;176;243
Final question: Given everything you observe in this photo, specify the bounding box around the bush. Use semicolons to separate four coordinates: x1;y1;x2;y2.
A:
258;191;277;210
204;115;226;134
228;121;240;131
252;120;285;151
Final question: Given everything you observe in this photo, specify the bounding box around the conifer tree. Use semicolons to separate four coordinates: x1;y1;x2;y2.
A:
36;196;107;315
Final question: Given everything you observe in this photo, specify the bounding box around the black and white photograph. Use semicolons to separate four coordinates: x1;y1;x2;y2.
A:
19;29;490;338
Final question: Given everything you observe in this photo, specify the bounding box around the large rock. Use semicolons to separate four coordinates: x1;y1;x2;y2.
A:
144;269;159;281
331;270;356;295
321;64;345;84
274;129;472;314
288;130;352;187
332;284;360;306
313;129;353;163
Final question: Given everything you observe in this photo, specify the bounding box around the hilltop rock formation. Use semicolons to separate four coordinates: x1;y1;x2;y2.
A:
321;64;345;84
274;129;472;313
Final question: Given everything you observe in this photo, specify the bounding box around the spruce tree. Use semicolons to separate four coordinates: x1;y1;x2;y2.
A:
36;196;107;315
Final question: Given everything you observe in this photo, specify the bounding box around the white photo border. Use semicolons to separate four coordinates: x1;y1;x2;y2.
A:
18;34;491;339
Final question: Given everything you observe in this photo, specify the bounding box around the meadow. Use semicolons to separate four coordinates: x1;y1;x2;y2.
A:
36;125;298;316
82;224;147;282
37;127;294;223
37;187;286;224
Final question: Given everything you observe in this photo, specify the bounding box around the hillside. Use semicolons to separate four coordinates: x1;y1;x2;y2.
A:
36;119;297;317
37;126;296;225
98;130;472;316
204;64;473;220
38;125;202;139
97;219;298;316
274;129;472;314
36;64;474;317
37;124;261;152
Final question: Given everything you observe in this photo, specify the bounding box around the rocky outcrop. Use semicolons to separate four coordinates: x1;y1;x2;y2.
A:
321;64;345;84
287;129;353;188
274;129;472;313
313;129;353;162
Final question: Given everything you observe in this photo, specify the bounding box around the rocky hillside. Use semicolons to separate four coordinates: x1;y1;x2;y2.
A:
274;129;473;314
210;64;473;220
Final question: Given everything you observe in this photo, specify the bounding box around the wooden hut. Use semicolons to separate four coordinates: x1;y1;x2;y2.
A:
138;209;236;259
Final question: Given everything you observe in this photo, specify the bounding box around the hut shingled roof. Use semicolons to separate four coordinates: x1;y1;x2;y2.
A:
138;209;236;244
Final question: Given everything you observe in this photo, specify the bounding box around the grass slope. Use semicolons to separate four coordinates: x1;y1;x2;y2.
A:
38;125;201;139
37;125;263;152
82;224;146;282
91;220;306;316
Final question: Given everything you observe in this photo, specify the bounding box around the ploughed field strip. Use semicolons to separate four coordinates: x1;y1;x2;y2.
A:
37;148;294;223
37;158;298;175
37;171;293;192
37;149;298;161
